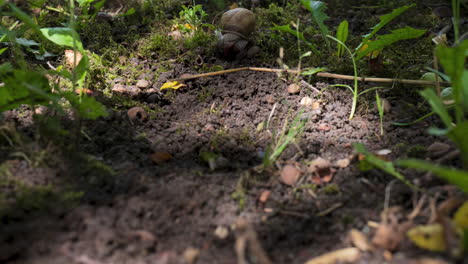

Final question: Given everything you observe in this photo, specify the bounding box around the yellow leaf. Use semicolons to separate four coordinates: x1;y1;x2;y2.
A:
184;23;195;30
454;201;468;229
229;2;239;9
407;224;445;252
160;81;186;91
359;41;382;59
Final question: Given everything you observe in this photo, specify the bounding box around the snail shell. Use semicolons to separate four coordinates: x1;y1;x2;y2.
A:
220;8;256;38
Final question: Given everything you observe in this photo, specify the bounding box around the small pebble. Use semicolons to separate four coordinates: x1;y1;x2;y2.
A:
136;79;150;88
264;94;275;104
300;96;314;107
280;165;301;186
287;83;300;94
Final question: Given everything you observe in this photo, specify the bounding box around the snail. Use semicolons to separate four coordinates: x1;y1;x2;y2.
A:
218;8;260;60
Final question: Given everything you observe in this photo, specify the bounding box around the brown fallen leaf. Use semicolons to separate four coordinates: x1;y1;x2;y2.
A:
335;158;350;168
349;229;374;252
182;247;199;264
304;247;361;264
259;190;271;203
64;49;83;68
308;158;334;184
75;88;93;95
151;152;173;165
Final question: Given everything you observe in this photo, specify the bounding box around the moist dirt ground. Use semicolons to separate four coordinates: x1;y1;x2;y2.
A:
1;1;467;264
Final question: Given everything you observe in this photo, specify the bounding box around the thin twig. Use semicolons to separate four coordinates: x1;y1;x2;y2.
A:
173;67;450;86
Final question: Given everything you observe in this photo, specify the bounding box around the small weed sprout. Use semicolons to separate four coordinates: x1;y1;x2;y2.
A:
326;35;385;120
263;110;307;168
375;91;384;136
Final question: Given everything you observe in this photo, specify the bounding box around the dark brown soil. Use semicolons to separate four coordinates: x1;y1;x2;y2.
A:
1;1;466;264
1;61;449;263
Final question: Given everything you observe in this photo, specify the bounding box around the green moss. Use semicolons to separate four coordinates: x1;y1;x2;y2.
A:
138;31;180;60
406;145;427;159
322;183;340;194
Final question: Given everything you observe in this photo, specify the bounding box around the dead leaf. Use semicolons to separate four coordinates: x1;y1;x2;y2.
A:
259;190;271;203
64;50;82;68
150;152;173;165
407;224;446;252
160;81;186;91
75;88;93;95
168;30;183;40
349;229;374;252
453;201;468;229
308;158;334;184
304;247;361;264
182;247;199;264
280;165;301;186
335;158;350;168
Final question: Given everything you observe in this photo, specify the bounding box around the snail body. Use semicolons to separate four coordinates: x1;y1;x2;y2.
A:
218;8;259;60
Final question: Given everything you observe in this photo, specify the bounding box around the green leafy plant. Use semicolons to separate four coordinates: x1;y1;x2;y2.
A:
326;36;384;119
263;111;307;167
335;20;348;57
354;143;418;189
177;4;208;34
299;0;330;50
357;40;468;194
271;24;320;55
375;91;385;136
0;2;107;120
354;4;426;60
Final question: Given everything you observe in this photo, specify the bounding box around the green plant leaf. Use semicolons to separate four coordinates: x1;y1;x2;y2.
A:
398;159;468;193
116;7;135;17
76;0;94;7
436;40;468;119
420;88;453;128
8;3;42;35
447;122;468;168
356;26;426;60
40;27;83;51
63;92;107;120
0;47;7;55
301;67;327;76
0;69;55;112
271;24;320;55
15;38;41;46
360;4;414;45
336;20;348;57
74;55;89;89
300;0;330;47
354;143;417;189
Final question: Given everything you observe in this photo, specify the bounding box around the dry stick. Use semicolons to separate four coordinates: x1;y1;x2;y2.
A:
174;67;449;86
